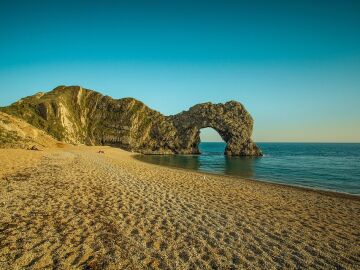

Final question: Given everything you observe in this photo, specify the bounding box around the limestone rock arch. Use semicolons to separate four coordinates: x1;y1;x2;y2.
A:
1;86;262;156
170;101;262;156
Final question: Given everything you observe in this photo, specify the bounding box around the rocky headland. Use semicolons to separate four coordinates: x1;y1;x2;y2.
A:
0;86;262;156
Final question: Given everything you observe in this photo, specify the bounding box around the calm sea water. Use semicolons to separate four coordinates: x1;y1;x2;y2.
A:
136;142;360;195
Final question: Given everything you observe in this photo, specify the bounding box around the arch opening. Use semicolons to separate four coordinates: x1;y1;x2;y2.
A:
199;127;226;155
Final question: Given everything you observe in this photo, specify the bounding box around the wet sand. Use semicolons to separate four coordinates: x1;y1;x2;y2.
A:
0;145;359;269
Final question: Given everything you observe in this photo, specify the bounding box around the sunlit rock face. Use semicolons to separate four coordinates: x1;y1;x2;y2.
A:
1;86;262;156
170;101;262;156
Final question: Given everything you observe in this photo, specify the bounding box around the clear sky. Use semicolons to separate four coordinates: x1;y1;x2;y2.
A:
0;0;359;142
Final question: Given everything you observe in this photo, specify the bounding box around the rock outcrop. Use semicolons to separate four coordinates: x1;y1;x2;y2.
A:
0;111;58;149
171;102;261;156
0;86;262;156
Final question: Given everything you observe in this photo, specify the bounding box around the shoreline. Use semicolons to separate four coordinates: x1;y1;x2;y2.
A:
1;146;359;269
133;154;360;201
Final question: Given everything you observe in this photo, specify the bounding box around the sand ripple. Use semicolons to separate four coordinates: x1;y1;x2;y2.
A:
0;146;359;269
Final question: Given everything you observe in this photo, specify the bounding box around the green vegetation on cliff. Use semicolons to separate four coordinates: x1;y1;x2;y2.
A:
0;86;262;156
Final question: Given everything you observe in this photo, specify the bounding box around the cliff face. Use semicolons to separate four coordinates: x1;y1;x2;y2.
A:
0;86;262;156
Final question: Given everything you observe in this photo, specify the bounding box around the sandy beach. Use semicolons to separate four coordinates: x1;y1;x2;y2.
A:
0;145;359;269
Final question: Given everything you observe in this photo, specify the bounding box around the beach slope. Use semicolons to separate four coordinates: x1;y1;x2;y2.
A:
0;146;359;269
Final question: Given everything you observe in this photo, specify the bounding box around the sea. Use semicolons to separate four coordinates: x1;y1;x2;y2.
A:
136;142;360;195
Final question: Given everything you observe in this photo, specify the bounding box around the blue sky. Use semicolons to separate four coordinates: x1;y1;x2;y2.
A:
0;0;359;142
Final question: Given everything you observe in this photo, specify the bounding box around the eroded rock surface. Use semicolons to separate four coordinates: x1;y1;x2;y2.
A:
171;102;262;156
0;86;262;156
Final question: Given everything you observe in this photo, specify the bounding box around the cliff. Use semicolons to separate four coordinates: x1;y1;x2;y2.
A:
0;86;262;156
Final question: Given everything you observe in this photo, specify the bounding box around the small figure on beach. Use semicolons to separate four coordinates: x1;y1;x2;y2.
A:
98;150;105;154
28;145;41;151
